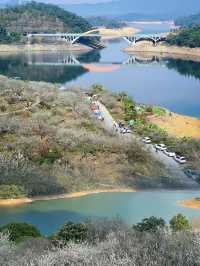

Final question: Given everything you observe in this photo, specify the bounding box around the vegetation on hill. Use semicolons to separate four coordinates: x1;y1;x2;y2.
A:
0;222;41;243
0;1;91;43
166;26;200;48
0;76;167;199
0;215;199;265
0;27;21;44
86;16;126;29
176;13;200;27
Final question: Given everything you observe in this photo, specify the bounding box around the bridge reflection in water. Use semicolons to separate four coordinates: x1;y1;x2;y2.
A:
28;54;165;72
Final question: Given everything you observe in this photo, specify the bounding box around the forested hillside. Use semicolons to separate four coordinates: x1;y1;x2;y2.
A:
86;16;126;29
0;2;91;34
167;26;200;48
176;13;200;27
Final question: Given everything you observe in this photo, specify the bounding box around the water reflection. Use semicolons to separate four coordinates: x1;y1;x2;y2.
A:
1;50;200;81
0;47;200;117
166;58;200;81
0;49;101;83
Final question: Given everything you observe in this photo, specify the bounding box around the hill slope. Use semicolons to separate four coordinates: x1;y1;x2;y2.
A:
0;2;91;34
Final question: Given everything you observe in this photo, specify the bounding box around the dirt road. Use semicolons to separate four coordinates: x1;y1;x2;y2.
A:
97;101;199;188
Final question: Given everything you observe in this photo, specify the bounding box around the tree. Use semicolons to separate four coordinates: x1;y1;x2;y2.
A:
52;221;88;244
0;223;41;243
166;26;200;48
133;216;166;232
170;214;191;231
121;95;137;121
91;84;104;94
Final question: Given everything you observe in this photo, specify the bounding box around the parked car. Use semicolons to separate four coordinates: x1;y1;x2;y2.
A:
125;129;132;134
142;137;151;144
118;122;125;128
174;155;187;164
155;144;167;151
184;169;200;182
163;149;176;157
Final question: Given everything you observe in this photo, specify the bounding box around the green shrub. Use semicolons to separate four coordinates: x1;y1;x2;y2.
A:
52;221;88;244
37;150;61;165
121;95;137;121
91;84;104;94
133;216;166;232
152;106;166;116
170;214;191;231
0;223;41;243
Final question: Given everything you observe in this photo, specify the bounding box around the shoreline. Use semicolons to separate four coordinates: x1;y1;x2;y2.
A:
0;43;92;53
124;44;200;62
148;112;200;140
178;198;200;209
0;188;136;206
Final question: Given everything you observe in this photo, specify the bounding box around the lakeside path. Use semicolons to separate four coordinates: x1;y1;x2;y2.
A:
97;101;198;187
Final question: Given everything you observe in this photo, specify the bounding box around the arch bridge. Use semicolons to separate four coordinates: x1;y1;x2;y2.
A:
123;33;167;46
27;29;167;47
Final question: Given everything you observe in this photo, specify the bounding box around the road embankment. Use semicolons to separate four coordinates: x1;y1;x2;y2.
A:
0;43;91;53
124;43;200;62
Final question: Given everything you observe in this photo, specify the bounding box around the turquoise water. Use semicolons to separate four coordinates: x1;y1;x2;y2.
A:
0;191;200;235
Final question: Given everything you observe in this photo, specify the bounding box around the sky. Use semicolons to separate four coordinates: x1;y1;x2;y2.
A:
36;0;112;3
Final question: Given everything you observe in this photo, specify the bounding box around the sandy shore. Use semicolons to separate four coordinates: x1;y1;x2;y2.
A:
124;43;200;62
0;43;91;53
0;198;33;206
99;27;140;39
178;198;200;209
0;188;136;206
148;112;200;139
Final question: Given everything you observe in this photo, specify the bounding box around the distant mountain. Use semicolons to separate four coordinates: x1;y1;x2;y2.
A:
86;16;126;29
63;0;200;19
176;13;200;26
0;2;91;33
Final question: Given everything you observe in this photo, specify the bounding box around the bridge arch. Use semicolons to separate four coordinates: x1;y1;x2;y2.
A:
71;29;101;44
135;37;166;45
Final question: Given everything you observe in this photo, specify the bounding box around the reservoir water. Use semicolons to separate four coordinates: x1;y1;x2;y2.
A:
0;191;200;235
0;23;200;234
0;22;200;117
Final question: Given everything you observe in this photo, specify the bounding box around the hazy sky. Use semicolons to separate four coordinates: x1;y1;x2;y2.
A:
36;0;112;3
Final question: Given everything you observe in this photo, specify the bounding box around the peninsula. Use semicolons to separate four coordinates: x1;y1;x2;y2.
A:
0;76;199;204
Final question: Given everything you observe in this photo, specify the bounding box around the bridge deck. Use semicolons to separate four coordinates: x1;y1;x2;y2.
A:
27;33;167;38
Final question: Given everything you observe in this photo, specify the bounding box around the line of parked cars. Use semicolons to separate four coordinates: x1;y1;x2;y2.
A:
116;122;132;135
142;137;187;164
